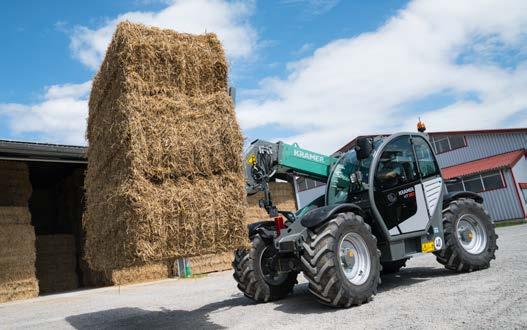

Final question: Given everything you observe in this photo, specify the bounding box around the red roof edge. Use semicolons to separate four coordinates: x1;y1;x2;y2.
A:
519;183;527;190
441;149;526;179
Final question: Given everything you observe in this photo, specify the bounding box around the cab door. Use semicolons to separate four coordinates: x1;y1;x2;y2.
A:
373;135;430;236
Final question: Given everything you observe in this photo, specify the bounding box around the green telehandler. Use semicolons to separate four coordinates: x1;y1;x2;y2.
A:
233;132;498;307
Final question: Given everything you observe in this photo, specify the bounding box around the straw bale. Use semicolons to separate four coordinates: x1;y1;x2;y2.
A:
86;92;242;182
84;173;246;271
84;22;246;271
246;182;297;223
0;161;32;207
0;278;39;303
0;207;31;225
186;252;232;275
109;262;170;285
0;224;38;302
35;235;78;293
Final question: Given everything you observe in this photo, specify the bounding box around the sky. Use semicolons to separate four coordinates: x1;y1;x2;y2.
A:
0;0;526;153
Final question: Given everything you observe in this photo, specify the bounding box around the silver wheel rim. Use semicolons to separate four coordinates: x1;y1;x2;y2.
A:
259;246;287;285
456;214;488;255
338;232;371;285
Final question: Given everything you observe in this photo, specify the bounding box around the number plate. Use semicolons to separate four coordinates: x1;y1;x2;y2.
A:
421;241;435;253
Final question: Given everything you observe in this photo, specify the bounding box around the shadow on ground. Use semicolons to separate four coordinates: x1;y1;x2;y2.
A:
65;296;253;330
65;266;461;329
274;265;461;315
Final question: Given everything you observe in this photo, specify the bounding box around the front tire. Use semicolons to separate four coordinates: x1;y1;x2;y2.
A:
233;234;297;302
435;198;498;272
301;212;381;307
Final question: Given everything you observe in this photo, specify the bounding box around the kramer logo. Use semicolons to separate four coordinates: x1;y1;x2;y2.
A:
398;187;415;196
293;149;325;163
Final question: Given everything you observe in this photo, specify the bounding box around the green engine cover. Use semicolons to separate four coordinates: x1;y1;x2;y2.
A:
278;142;336;179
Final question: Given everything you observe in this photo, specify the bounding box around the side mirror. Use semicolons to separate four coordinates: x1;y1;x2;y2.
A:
355;137;373;160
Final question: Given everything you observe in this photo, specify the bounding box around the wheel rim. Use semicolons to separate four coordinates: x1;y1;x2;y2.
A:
456;214;488;255
338;232;371;285
258;246;287;285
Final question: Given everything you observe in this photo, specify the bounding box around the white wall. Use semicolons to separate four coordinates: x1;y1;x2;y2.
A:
512;156;527;216
296;185;326;208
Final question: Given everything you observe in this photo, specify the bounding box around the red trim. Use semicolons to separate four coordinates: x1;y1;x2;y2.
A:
510;169;527;219
519;183;527;189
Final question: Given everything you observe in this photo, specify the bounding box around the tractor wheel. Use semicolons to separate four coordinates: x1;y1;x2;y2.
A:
381;258;409;274
301;212;381;307
233;234;297;302
434;198;498;272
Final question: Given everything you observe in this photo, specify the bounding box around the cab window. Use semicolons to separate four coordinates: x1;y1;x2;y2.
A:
375;136;419;190
412;136;440;179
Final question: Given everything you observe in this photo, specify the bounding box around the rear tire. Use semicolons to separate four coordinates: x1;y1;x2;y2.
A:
435;198;498;272
233;234;297;302
301;212;381;307
381;258;409;274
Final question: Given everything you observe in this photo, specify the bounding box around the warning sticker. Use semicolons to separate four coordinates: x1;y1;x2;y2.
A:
421;241;435;253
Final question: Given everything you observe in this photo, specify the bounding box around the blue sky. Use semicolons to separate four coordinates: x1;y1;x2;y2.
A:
1;0;526;153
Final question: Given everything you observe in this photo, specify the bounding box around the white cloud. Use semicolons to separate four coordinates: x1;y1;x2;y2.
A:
70;0;256;70
281;0;340;15
238;0;527;153
0;81;90;145
0;0;256;145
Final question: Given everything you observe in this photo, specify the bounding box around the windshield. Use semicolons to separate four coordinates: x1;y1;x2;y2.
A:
326;140;381;205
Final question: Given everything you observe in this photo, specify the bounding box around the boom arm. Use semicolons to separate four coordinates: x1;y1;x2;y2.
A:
244;139;337;217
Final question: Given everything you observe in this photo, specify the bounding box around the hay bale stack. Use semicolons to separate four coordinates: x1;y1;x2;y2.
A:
84;22;246;272
0;225;39;303
0;161;38;303
35;235;79;293
246;182;297;223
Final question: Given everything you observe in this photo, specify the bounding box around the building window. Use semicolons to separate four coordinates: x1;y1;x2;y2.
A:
296;177;325;192
431;135;466;154
463;174;484;193
446;170;505;193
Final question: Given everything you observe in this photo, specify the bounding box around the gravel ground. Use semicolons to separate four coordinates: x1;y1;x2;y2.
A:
1;224;526;330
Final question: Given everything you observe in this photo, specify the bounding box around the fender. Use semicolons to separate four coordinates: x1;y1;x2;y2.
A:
247;220;275;237
300;203;364;229
442;191;483;208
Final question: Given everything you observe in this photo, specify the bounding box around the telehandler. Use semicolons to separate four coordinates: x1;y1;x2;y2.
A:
233;131;498;307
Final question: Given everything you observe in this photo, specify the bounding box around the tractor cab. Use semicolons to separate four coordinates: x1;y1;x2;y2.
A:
325;133;443;244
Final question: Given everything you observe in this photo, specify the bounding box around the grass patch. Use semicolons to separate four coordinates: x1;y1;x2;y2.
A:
495;219;527;228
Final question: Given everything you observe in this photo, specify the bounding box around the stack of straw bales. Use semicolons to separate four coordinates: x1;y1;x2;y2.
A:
83;22;246;274
0;161;39;303
36;235;79;293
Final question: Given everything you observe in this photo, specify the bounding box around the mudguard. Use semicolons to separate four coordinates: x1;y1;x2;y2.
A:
247;220;275;237
300;203;364;229
442;191;483;208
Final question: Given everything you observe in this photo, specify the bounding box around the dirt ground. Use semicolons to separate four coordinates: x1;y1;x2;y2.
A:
1;224;526;330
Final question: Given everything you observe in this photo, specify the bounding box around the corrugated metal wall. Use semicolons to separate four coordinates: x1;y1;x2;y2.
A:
480;169;524;221
436;133;527;168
